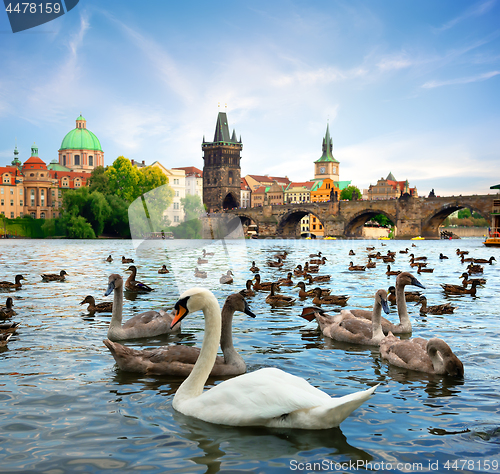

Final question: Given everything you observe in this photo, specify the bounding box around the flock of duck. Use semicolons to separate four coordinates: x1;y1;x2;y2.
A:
0;244;494;430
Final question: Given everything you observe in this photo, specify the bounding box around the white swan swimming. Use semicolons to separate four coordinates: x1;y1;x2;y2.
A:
170;287;378;429
347;272;424;334
103;293;255;376
105;274;179;341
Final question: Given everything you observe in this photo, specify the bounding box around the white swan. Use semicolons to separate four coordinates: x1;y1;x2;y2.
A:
380;334;464;376
105;274;180;341
170;287;378;429
347;272;424;334
103;293;255;376
300;289;390;346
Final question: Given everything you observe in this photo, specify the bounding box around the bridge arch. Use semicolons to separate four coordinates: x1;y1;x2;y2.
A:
277;209;324;237
344;209;397;238
421;202;487;238
230;213;259;235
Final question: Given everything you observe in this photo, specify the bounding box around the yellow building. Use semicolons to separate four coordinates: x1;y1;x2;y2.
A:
310;178;340;202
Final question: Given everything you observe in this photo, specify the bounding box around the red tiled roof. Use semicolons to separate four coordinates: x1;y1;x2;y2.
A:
253;186;268;194
173;166;203;177
286;181;316;190
248;175;290;184
23;156;47;170
241;177;251;190
48;170;89;179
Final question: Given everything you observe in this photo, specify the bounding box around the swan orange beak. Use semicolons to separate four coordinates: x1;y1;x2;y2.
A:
171;304;188;329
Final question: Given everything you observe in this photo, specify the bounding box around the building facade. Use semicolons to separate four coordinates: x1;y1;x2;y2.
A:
202;112;242;212
366;172;418;200
240;178;251;208
58;115;104;173
151;162;186;225
173;166;203;199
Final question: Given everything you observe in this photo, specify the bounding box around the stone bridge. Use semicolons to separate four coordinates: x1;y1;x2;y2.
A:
224;194;495;239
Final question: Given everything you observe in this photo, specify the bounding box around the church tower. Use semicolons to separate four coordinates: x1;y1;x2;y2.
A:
202;112;243;212
313;123;339;181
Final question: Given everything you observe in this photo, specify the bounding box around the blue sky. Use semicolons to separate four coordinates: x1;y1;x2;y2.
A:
0;0;499;196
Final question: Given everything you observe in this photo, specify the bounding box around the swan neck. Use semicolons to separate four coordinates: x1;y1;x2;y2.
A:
395;281;412;332
174;293;222;404
110;285;124;328
220;303;244;367
371;298;384;341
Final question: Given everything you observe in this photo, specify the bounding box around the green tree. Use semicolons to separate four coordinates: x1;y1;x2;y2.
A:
87;166;110;194
61;215;96;239
340;185;362;201
458;208;471;219
104;194;131;237
105;156;141;202
371;214;394;227
181;194;205;221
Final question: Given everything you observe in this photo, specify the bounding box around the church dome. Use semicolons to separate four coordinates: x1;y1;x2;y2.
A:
59;115;103;152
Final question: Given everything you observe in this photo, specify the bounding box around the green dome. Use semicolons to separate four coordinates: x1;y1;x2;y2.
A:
60;127;102;151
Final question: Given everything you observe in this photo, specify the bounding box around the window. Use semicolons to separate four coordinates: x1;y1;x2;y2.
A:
10;200;13;206
89;156;93;167
63;155;66;166
52;190;55;196
19;200;23;206
173;179;179;185
10;212;14;218
10;189;14;194
20;212;23;217
174;215;180;222
30;189;35;207
40;212;45;219
53;213;56;218
62;179;69;188
58;190;62;197
40;189;45;206
173;202;180;210
0;188;3;194
19;189;23;195
74;155;80;166
75;180;81;188
175;190;179;197
0;199;3;205
2;175;9;184
30;212;35;218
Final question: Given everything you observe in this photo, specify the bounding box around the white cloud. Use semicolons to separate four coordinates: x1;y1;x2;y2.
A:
437;0;496;32
422;70;500;89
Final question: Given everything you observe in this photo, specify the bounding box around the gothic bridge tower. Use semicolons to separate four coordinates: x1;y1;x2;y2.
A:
202;112;242;212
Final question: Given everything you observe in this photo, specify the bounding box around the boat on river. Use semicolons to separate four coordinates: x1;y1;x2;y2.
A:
484;184;500;247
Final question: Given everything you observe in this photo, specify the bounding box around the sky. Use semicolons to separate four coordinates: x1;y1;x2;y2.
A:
0;0;499;196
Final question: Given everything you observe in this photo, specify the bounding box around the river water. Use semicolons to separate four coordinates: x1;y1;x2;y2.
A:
0;237;499;473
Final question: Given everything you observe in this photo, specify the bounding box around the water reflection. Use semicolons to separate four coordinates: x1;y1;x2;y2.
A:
172;411;374;473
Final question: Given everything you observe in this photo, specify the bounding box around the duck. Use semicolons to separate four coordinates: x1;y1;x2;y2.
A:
294;265;306;277
417;266;434;274
366;246;375;251
0;297;16;318
414;296;457;315
125;266;154;292
348;262;366;271
302;289;389;346
380;334;464;377
265;283;295;306
41;270;68;282
411;243;417;247
347;272;425;334
220;270;233;284
0;274;25;289
252;274;278;292
293;281;331;298
277;272;294;286
399;248;409;254
0;321;20;333
0;333;12;347
387;286;421;304
456;249;468;256
441;280;479;295
158;265;170;274
382;255;395;263
239;280;255;297
460;255;474;263
409;258;427;268
202;249;214;257
460;273;486;286
106;255;113;262
169;287;378;429
309;251;322;258
103;293;256;376
249;261;260;273
267;258;283;268
304;262;319;273
80;295;113;313
104;273;180;341
274;251;288;260
310;256;327;265
386;265;401;276
366;258;376;269
439;253;449;260
467;263;483;274
198;257;209;265
349;250;355;256
304;273;331;284
409;253;427;261
312;287;349;306
473;256;496;265
367;252;380;259
194;267;207;279
122;256;134;264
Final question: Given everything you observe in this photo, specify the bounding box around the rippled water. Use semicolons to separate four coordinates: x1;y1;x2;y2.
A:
0;237;499;473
